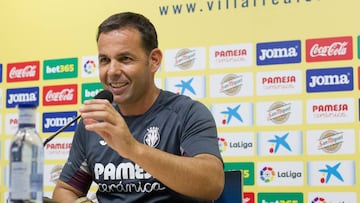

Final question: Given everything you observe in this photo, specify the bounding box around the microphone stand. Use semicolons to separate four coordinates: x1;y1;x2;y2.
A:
43;115;80;146
42;90;113;147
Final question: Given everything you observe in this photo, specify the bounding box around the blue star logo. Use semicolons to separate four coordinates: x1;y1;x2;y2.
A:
175;77;196;95
220;105;243;124
318;162;344;183
268;132;292;153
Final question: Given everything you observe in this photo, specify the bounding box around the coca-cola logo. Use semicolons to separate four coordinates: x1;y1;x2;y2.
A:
45;89;74;102
9;65;37;79
306;36;353;62
309;42;347;57
7;61;40;82
43;84;78;106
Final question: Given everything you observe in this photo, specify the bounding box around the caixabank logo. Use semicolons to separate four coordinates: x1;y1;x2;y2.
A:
6;87;39;108
257;131;302;156
256;40;301;65
307;160;355;186
306;67;353;92
165;76;206;98
210;103;253;127
258;192;303;203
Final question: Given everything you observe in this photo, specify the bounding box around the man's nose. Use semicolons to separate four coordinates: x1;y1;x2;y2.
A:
108;61;122;75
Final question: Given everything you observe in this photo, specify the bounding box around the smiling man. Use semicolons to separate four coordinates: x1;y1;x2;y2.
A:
53;12;224;203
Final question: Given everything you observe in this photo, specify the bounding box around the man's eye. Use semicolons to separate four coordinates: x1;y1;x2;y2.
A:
120;56;132;62
99;58;110;64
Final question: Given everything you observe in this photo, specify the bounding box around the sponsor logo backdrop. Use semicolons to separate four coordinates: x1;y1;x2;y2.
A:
1;1;359;202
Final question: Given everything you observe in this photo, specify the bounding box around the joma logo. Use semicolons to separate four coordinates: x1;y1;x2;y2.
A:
309;74;350;88
8;93;37;104
259;47;298;61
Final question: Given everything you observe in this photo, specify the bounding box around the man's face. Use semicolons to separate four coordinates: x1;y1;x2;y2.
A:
97;27;151;105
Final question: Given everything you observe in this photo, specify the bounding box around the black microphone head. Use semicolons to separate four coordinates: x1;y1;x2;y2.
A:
94;90;113;103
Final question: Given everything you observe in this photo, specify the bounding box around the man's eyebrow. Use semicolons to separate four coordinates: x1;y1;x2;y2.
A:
117;51;132;56
98;54;108;58
98;52;134;60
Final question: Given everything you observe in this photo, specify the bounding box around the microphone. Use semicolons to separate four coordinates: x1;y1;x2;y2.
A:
43;90;113;146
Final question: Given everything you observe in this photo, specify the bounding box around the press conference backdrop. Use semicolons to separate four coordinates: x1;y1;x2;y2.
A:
1;0;359;202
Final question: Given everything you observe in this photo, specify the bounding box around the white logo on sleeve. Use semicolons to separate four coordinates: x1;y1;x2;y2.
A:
143;126;160;148
99;140;107;146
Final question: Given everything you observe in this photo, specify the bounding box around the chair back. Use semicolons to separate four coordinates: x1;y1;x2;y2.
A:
214;170;243;203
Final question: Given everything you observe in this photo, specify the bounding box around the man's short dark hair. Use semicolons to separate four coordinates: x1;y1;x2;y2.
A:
97;12;158;54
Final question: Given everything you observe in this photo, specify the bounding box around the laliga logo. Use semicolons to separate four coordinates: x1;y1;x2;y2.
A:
220;74;243;96
218;137;228;153
311;197;326;203
83;59;97;74
260;166;275;183
174;48;196;70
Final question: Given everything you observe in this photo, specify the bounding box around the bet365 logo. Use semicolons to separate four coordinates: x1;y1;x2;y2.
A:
43;57;78;80
258;192;303;203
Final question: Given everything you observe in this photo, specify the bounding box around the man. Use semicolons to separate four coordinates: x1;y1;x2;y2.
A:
53;12;224;203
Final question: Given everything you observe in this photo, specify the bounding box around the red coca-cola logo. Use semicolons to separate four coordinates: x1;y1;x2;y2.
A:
7;61;40;82
43;84;78;106
306;36;353;62
243;192;255;203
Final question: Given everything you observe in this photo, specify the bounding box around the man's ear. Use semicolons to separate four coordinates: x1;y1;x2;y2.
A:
149;48;162;72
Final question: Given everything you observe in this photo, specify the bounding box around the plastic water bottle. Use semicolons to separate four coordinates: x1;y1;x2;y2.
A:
9;103;44;203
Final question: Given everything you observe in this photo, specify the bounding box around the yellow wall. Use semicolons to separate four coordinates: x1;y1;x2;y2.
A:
1;0;360;202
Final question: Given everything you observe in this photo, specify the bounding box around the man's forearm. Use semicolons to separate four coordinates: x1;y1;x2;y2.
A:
53;180;84;203
128;143;224;200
